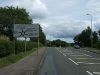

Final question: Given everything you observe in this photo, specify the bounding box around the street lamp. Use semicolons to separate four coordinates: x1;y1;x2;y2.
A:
86;14;93;48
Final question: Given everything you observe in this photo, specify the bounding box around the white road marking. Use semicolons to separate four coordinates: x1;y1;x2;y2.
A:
86;71;94;75
57;49;66;57
73;58;99;60
82;53;92;57
77;62;100;65
68;58;79;65
93;72;100;74
63;54;66;56
70;55;85;56
65;53;75;55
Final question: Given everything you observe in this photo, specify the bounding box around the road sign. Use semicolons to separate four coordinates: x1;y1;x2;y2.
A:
14;24;39;38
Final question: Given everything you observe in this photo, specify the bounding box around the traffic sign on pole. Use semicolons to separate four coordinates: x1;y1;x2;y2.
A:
14;24;39;38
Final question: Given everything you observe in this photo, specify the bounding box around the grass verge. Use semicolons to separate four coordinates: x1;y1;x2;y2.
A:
0;48;37;68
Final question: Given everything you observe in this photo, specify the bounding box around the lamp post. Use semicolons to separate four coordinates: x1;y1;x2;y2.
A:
86;14;93;48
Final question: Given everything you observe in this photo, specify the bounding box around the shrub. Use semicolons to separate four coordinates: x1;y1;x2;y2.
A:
0;40;38;57
0;40;14;57
94;41;100;49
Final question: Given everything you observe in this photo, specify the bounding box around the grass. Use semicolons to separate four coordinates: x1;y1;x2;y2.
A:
0;48;37;68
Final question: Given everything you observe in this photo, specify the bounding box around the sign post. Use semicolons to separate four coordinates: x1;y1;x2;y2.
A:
14;24;39;55
25;37;27;54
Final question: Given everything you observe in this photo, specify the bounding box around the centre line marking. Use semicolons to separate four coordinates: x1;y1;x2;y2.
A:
93;72;100;74
86;71;94;75
77;62;100;65
68;58;79;65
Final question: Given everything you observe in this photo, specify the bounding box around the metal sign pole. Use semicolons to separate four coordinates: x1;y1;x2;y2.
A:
14;39;16;55
37;25;39;56
25;37;27;54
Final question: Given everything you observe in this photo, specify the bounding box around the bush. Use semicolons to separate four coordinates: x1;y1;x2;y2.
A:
94;41;100;49
0;40;37;57
15;41;25;54
0;40;38;57
15;41;37;54
0;40;14;57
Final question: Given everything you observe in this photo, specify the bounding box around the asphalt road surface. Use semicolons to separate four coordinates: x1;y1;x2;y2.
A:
39;47;100;75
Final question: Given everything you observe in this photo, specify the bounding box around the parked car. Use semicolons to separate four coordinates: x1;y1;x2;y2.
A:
74;45;80;49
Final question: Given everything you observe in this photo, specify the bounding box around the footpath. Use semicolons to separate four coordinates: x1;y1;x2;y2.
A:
0;47;47;75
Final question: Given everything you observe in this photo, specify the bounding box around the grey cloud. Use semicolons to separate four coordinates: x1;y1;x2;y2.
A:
94;23;100;30
0;0;48;19
44;20;86;40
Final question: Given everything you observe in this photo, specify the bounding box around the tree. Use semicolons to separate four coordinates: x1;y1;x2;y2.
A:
0;6;32;40
74;27;98;47
49;39;68;47
98;29;100;37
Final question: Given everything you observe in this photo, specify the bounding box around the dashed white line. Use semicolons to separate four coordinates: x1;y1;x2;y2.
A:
86;71;94;75
93;72;100;74
68;58;79;65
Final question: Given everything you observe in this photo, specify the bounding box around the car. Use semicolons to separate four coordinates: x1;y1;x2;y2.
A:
74;45;80;49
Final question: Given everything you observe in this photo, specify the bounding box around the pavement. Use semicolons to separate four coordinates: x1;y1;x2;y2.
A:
39;47;100;75
0;47;46;75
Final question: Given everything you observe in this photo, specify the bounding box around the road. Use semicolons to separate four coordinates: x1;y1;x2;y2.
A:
39;47;100;75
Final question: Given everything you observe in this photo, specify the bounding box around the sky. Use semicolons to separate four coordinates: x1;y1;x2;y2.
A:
0;0;100;42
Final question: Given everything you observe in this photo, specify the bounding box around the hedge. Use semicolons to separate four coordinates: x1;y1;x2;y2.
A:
0;40;38;57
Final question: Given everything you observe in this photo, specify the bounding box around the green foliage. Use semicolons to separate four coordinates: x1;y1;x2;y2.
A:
0;48;36;68
15;41;37;54
0;6;32;40
39;25;46;45
74;27;98;47
0;40;14;57
47;39;68;47
94;41;100;49
0;40;37;57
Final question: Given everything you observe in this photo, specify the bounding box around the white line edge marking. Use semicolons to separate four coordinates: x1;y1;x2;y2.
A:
57;49;66;56
63;54;66;56
93;72;100;74
77;62;100;65
73;58;100;60
68;58;79;65
86;71;94;75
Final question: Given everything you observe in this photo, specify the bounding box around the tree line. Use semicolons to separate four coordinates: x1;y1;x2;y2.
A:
74;26;100;49
46;39;69;47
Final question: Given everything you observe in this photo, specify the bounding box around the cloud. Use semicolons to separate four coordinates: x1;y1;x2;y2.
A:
43;19;87;42
1;0;100;42
0;0;48;19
